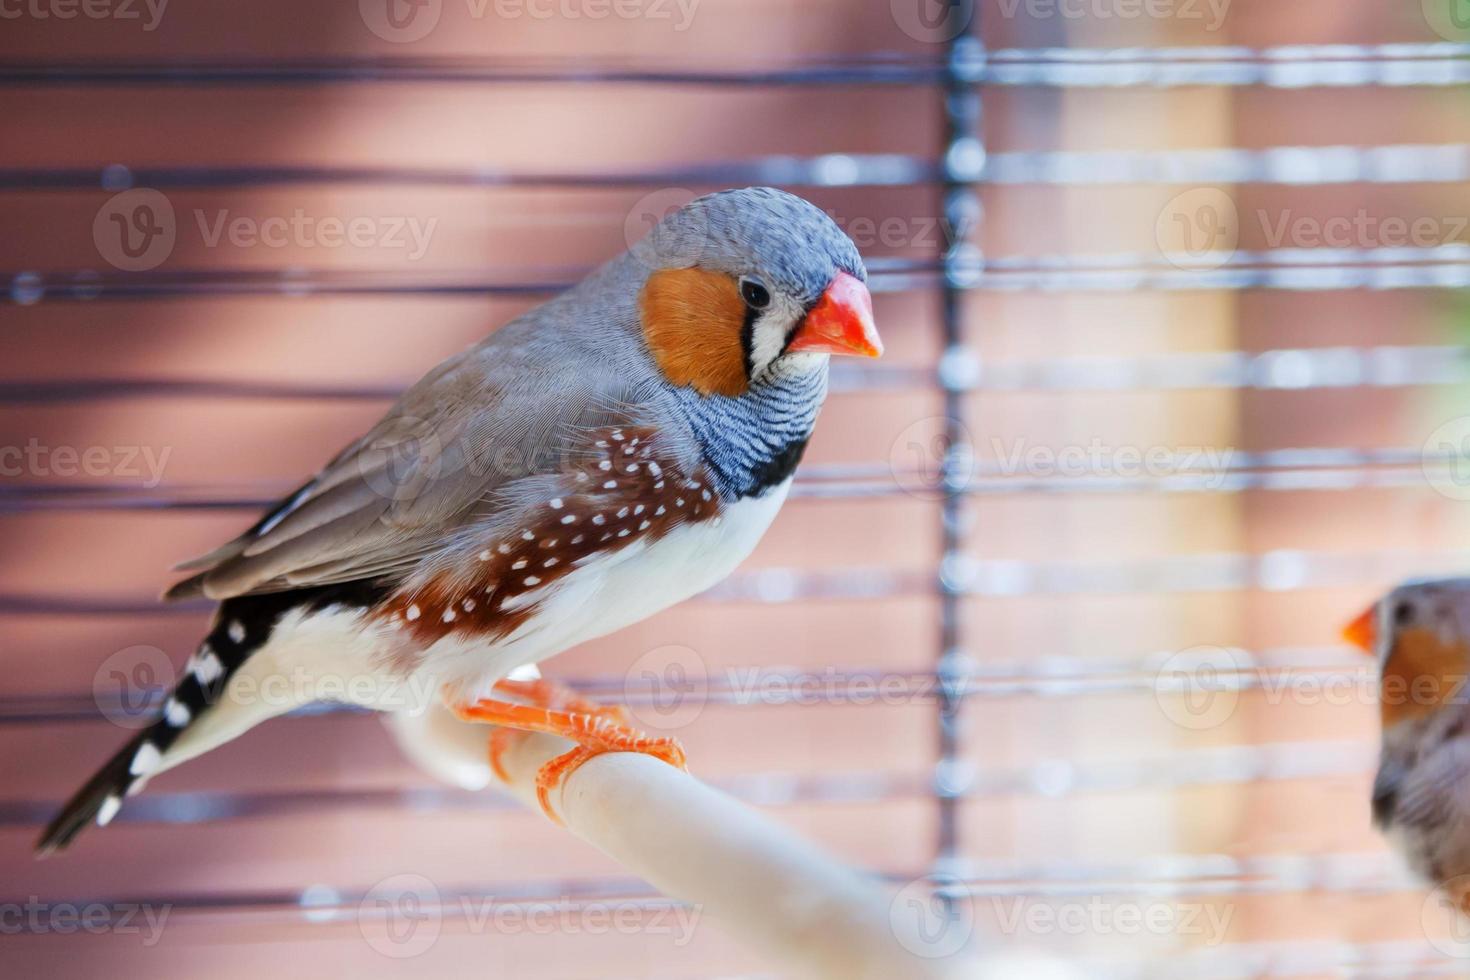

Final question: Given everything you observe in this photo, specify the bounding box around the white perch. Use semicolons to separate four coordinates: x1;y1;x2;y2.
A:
391;697;982;978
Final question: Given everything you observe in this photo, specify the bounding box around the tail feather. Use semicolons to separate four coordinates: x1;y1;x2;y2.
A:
35;731;151;857
38;584;389;856
35;602;263;856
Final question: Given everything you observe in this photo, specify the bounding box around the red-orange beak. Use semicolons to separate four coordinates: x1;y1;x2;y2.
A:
1342;603;1378;655
787;271;883;358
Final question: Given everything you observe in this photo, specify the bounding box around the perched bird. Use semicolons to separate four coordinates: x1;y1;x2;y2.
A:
39;186;882;853
1344;578;1470;908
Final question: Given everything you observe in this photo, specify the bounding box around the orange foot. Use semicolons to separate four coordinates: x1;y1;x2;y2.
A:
458;677;686;824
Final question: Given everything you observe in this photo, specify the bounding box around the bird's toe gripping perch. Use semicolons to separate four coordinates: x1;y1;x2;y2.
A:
455;677;687;822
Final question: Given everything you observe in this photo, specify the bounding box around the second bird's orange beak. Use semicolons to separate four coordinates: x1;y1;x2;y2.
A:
1342;603;1378;654
787;271;883;358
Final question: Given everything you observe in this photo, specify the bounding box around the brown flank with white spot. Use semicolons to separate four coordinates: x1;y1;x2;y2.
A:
374;426;720;646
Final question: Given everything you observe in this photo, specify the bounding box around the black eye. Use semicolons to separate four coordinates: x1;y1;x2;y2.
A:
740;278;771;310
1393;601;1413;626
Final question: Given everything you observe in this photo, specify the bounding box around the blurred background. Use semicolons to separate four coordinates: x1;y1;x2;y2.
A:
5;0;1470;975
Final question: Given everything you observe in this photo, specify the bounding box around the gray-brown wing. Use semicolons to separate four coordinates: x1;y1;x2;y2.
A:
165;346;642;601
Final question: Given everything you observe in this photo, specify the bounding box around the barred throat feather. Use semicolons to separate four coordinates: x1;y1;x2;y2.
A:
671;358;827;500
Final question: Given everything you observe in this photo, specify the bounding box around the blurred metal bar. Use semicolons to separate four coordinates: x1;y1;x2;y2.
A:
0;645;1369;726
933;11;979;877
6;857;1432;938
1;344;1458;406
3;144;1465;194
0;546;1449;613
3;444;1466;515
0;770;929;831
13;244;1470;305
2;42;1466;89
0;741;1375;836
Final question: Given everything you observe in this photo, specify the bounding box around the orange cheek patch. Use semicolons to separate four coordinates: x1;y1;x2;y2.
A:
638;267;750;397
1380;627;1470;728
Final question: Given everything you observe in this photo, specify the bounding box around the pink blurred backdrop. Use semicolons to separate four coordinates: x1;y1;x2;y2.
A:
4;0;1470;975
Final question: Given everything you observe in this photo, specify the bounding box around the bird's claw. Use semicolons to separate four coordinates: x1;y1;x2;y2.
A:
461;677;686;823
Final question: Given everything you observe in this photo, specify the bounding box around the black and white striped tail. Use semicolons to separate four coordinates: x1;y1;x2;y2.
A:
37;596;279;856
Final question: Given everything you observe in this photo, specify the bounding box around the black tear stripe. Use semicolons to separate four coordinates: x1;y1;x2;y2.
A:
739;304;759;380
36;578;390;854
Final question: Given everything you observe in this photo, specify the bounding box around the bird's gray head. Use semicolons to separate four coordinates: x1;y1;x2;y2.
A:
630;187;881;397
1345;577;1470;669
